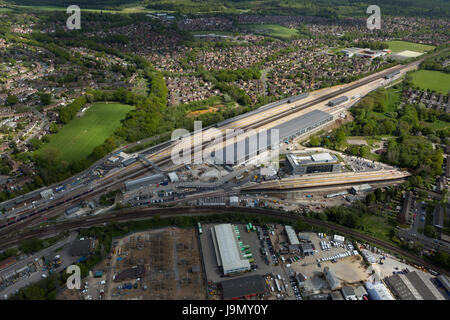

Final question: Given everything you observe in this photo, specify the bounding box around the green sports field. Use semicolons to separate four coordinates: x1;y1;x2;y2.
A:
410;70;450;94
241;24;299;39
387;40;435;53
40;102;134;163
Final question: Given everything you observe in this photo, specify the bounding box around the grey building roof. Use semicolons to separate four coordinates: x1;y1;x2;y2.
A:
328;96;349;106
285;225;300;245
124;173;164;191
69;239;92;256
354;285;368;299
212;224;250;274
385;275;417;300
221;275;265;299
399;191;414;223
405;271;445;300
212;109;332;165
433;205;445;229
330;290;344;300
341;285;356;298
300;242;314;253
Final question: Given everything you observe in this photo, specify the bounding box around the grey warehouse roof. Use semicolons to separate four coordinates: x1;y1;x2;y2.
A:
212;224;250;274
211;109;333;164
285;225;300;245
124;173;164;190
221;275;265;299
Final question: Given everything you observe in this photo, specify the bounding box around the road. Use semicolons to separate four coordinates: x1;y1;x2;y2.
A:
0;206;448;277
0;232;78;299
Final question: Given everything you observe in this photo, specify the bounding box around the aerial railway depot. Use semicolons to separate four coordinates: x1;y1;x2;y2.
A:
0;51;448;301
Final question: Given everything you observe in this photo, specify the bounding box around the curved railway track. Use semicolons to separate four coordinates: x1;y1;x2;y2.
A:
0;206;448;276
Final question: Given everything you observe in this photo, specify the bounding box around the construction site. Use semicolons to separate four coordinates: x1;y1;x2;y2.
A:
104;228;206;300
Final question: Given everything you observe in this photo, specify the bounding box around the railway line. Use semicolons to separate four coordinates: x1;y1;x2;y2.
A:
0;206;447;277
0;62;417;235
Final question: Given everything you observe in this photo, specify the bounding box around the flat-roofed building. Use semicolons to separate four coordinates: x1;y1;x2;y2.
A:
285;152;340;175
365;281;395;300
285;225;300;246
211;224;250;275
398;191;414;224
341;286;357;300
124;173;164;191
324;267;341;290
354;285;368;300
433;205;445;231
350;184;372;194
445;157;450;178
300;243;314;255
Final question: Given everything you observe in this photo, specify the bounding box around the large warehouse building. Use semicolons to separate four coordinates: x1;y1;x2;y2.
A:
385;272;445;300
211;224;250;275
211;110;333;166
285;152;341;175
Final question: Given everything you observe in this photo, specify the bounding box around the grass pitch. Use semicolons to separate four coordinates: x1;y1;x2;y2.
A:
40;102;133;163
386;40;435;53
410;70;450;94
241;24;299;39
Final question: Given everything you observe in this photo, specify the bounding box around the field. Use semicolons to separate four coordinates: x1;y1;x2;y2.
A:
387;40;435;53
410;70;450;94
40;102;133;163
241;24;299;39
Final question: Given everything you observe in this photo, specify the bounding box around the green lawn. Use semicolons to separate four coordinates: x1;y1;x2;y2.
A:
410;70;450;94
40;102;133;163
359;214;395;243
387;40;435;53
241;24;299;39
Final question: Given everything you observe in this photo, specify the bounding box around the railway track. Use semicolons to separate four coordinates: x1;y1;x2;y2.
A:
0;206;448;276
0;62;418;237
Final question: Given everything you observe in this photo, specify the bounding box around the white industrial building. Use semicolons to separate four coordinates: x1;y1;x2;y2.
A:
229;196;239;206
168;172;179;182
333;234;345;243
40;189;54;200
324;267;341;290
365;281;395;300
211;224;250;275
285;225;300;245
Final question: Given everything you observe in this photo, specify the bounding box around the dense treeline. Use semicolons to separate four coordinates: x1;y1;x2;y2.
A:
308;84;448;181
58;96;87;124
421;50;450;73
357;41;389;50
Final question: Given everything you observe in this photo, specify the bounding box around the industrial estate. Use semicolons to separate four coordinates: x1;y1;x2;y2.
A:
0;0;448;303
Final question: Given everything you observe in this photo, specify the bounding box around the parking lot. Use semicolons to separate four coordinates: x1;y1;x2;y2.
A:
289;232;369;293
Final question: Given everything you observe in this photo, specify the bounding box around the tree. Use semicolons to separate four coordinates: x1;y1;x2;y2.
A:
309;136;320;147
39;93;52;106
6;95;18;106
